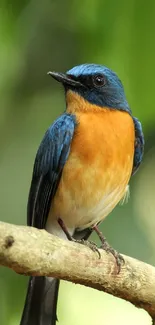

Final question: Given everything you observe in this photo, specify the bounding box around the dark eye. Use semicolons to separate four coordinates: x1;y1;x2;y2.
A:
93;74;106;87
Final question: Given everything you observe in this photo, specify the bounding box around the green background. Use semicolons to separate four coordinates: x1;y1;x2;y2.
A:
0;0;154;324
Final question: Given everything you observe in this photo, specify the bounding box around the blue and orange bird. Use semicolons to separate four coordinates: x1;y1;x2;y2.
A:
20;64;144;325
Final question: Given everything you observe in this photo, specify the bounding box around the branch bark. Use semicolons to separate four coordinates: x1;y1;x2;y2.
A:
0;221;155;320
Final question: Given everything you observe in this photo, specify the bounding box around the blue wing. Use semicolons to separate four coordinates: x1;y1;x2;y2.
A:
27;113;76;228
132;117;144;176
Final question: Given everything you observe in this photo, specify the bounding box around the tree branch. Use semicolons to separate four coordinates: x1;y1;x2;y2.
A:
0;221;155;320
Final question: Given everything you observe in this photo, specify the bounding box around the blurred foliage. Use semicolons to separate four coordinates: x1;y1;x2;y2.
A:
0;0;155;324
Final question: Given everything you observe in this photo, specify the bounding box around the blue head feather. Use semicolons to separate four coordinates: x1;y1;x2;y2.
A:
66;64;131;113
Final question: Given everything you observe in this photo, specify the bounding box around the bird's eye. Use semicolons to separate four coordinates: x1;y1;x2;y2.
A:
93;74;106;87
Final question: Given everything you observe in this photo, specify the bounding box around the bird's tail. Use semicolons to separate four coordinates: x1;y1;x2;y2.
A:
20;276;59;325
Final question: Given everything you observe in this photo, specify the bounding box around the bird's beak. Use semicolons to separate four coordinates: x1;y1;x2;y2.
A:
47;71;83;87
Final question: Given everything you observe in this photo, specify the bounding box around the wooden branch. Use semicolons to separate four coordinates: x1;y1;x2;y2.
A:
0;221;155;320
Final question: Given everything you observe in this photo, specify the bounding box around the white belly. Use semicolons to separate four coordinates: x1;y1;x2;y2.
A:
46;184;129;238
76;184;129;230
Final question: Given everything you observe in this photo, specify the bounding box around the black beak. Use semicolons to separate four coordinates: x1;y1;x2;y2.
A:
47;71;83;88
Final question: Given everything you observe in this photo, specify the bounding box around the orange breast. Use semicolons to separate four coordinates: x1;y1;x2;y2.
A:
48;93;135;231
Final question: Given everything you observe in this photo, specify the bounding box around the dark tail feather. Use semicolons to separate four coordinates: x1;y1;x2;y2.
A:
20;276;59;325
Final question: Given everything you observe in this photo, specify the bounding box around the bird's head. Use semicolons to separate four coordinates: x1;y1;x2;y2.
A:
48;63;131;113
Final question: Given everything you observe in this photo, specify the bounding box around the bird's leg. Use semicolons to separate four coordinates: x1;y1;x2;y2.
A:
92;225;124;273
58;218;100;257
58;218;73;241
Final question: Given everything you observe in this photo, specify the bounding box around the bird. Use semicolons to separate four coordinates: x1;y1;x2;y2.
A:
20;63;144;325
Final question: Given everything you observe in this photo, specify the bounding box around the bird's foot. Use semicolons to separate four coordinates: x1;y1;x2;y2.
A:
72;238;101;258
100;239;124;273
92;225;124;273
58;218;100;257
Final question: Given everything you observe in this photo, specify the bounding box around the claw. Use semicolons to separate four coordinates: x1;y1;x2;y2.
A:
72;238;101;258
100;241;124;273
92;225;124;274
58;218;101;258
